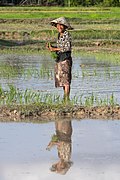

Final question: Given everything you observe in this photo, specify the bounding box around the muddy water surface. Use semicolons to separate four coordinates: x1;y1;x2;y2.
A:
0;119;120;180
0;52;120;103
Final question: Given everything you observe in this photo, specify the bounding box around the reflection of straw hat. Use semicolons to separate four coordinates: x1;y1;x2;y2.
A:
50;161;73;175
50;17;73;30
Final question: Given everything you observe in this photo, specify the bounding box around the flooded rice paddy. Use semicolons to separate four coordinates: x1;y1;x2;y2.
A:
0;52;120;104
0;119;120;180
0;52;120;179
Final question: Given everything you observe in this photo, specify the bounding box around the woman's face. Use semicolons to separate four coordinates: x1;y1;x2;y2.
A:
56;24;65;33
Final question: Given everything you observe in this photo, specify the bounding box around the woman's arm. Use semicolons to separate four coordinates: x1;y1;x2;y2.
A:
46;43;61;52
49;46;61;52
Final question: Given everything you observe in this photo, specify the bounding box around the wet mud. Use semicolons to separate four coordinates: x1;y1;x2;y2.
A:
0;105;120;122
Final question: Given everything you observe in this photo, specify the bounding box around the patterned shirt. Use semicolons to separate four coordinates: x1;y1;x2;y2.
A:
57;30;72;53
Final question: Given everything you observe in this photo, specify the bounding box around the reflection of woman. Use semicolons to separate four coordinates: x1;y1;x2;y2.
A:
46;120;72;175
46;17;73;101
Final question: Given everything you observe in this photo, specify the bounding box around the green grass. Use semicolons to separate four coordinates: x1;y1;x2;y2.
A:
1;23;120;32
1;29;120;45
0;7;112;11
0;11;119;19
71;30;120;40
28;29;120;40
0;7;120;19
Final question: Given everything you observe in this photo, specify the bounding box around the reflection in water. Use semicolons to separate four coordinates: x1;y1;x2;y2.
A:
1;120;120;179
46;120;73;175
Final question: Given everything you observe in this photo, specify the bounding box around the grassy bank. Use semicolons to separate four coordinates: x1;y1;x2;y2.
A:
0;85;120;121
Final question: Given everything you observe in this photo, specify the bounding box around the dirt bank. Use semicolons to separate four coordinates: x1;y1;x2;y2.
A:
0;105;120;122
0;18;119;24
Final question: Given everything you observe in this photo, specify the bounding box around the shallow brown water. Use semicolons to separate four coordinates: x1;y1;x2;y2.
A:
0;119;120;180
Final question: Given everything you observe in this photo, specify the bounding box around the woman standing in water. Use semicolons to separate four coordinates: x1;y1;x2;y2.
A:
46;17;73;101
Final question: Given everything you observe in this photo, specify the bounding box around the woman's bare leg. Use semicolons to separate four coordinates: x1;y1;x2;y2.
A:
63;85;70;101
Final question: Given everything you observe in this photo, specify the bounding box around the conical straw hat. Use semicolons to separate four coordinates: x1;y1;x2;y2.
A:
50;17;73;30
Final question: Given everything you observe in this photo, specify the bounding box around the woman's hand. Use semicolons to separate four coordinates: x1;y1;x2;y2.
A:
49;44;53;51
46;42;53;51
46;42;50;50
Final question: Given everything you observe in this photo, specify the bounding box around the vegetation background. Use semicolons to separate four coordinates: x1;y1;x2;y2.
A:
0;0;120;6
40;0;120;7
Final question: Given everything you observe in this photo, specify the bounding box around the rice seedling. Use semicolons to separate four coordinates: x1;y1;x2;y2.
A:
0;63;23;79
109;93;117;106
93;69;97;76
0;7;112;12
84;93;118;107
0;85;62;106
0;62;54;80
0;85;118;107
93;53;120;65
36;66;52;79
2;29;118;42
104;67;111;78
81;68;99;78
71;30;120;40
71;94;82;105
113;70;120;78
70;92;118;107
38;66;53;79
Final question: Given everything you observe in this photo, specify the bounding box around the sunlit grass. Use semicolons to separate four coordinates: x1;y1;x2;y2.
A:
0;7;119;19
0;6;112;12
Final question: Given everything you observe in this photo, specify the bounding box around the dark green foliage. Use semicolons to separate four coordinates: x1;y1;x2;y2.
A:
0;0;119;6
34;0;120;6
32;0;119;6
103;0;119;6
63;0;120;6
